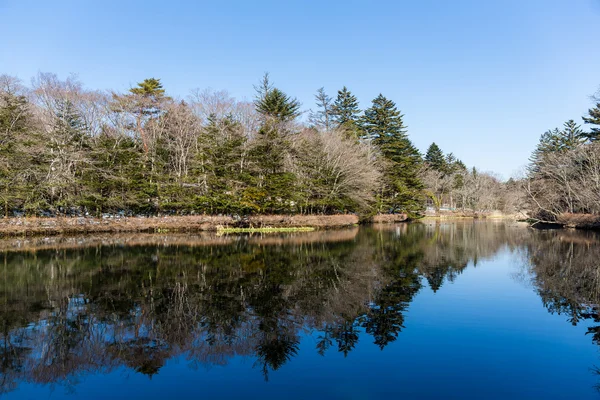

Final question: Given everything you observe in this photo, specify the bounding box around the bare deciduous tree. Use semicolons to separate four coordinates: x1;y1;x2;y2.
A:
293;127;380;212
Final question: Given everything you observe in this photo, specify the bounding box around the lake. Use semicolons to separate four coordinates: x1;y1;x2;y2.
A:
1;221;600;399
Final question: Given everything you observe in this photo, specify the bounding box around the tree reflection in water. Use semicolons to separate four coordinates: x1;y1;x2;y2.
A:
0;221;598;393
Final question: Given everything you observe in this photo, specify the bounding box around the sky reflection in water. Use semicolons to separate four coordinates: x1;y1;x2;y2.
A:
1;221;600;399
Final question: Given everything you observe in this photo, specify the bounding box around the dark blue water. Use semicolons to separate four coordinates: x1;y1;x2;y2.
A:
1;222;600;399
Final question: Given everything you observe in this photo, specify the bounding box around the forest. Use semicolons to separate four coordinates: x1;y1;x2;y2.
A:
0;72;520;219
525;91;600;222
1;72;599;221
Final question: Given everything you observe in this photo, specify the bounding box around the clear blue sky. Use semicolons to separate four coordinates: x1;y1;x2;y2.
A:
2;0;599;178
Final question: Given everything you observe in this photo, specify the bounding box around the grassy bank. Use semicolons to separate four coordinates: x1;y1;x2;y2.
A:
527;213;600;230
217;226;315;233
555;213;600;229
0;214;359;238
372;214;409;223
421;211;527;220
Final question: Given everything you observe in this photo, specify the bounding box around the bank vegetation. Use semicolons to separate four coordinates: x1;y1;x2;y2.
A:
0;72;525;227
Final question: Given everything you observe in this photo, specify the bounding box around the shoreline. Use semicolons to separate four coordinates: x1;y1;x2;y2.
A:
0;212;535;238
529;213;600;231
0;214;360;238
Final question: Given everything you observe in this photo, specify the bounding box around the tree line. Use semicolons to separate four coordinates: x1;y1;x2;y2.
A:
0;72;520;218
525;88;600;220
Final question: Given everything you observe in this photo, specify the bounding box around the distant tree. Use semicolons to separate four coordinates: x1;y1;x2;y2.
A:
583;100;600;141
331;86;362;136
292;128;380;213
0;75;34;215
251;74;301;213
0;71;524;218
112;78;170;154
529;120;586;174
0;76;30;143
529;129;561;171
254;73;300;123
453;159;467;171
561;119;586;148
130;78;166;98
308;87;333;132
363;94;423;214
362;94;407;145
161;101;201;181
425;143;446;171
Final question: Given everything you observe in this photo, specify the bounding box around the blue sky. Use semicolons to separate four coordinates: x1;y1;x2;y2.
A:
2;0;599;178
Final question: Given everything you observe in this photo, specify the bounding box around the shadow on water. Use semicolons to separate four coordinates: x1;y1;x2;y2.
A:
0;221;599;393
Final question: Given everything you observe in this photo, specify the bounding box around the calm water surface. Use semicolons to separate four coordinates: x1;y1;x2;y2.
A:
1;221;600;399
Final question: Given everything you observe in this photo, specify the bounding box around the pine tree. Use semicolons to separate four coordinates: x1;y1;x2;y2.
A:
41;99;91;209
254;73;300;123
528;130;557;175
453;159;467;171
331;86;362;135
53;99;87;143
529;120;586;175
308;87;333;131
251;74;300;213
425;143;446;171
363;94;423;214
0;86;33;216
582;102;600;141
113;78;169;154
363;94;407;145
0;90;30;146
560;119;586;148
130;78;166;98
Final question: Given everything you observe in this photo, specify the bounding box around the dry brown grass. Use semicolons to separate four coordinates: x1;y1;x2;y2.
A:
372;214;408;223
556;213;600;229
0;214;359;238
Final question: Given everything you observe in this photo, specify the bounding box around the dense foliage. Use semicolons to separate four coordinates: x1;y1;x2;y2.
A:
525;89;600;219
0;73;408;217
0;72;524;218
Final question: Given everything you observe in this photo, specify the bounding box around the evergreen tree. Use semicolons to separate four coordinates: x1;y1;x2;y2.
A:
331;86;362;135
582;103;600;141
363;94;407;145
308;87;333;131
44;99;90;208
560;119;586;148
130;78;166;97
82;132;145;214
254;73;300;123
0;90;30;145
529;128;561;167
425;143;446;171
529;120;586;174
53;99;87;142
251;74;300;213
453;159;467;171
195;114;251;213
0;85;34;216
113;78;169;154
363;94;423;214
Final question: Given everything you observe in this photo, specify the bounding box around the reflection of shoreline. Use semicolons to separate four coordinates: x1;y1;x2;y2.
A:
525;229;600;315
0;222;595;395
371;219;529;231
0;227;360;253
